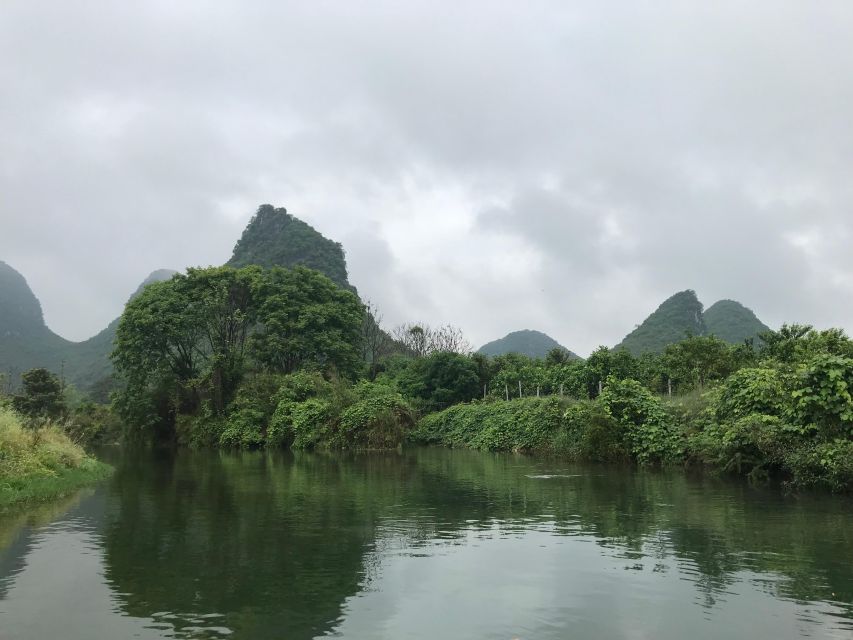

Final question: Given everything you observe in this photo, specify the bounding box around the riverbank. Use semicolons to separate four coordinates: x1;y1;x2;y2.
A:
0;406;112;508
409;379;853;493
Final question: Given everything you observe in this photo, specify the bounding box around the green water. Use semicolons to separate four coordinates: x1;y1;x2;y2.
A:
1;448;852;639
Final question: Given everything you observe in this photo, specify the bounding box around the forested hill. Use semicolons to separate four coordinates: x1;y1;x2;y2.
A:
477;330;580;359
615;290;707;355
0;262;175;390
703;299;770;344
615;290;772;354
0;260;72;379
227;204;352;290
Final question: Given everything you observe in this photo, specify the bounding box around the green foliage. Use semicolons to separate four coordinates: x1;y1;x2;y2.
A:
338;382;415;449
783;440;853;492
112;265;365;441
411;397;567;452
599;377;684;464
759;324;853;365
291;398;337;449
662;335;738;391
688;414;801;478
585;346;639;396
250;266;364;378
265;372;328;439
396;351;480;411
0;405;112;506
487;352;549;398
791;354;853;437
557;401;626;461
12;368;65;419
219;374;286;448
715;368;787;421
64;401;123;447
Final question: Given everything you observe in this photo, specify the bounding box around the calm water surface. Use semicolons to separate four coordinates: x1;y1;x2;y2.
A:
1;448;852;639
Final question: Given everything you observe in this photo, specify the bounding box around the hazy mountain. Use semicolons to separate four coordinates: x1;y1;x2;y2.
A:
615;290;706;355
65;269;178;389
0;261;175;390
703;299;770;344
477;330;580;359
228;204;352;290
0;260;74;382
616;290;773;354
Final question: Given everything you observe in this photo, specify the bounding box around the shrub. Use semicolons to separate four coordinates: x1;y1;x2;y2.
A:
557;401;626;461
688;413;805;479
338;382;414;449
219;374;287;448
411;397;567;453
599;377;684;464
291;398;336;449
783;440;853;492
715;368;787;422
792;355;853;438
0;405;111;505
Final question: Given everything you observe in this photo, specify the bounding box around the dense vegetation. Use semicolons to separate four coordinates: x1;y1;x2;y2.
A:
0;403;111;507
111;265;390;448
413;326;853;491
476;329;579;359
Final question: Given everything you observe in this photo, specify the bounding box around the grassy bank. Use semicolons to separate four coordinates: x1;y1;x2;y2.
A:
0;406;112;508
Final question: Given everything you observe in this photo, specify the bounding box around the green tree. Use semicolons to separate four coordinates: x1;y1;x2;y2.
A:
662;335;736;391
251;266;364;378
12;367;65;419
397;351;480;411
585;347;638;397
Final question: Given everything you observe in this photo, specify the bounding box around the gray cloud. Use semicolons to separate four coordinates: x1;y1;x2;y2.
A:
1;1;852;354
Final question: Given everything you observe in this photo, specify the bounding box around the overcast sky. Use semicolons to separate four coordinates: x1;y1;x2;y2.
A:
2;1;852;356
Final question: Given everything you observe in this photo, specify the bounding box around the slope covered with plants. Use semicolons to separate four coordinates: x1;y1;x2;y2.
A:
615;290;707;355
227;204;352;290
477;329;580;359
703;299;770;344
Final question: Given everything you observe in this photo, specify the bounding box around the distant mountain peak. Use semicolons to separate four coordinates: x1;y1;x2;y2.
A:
477;329;581;360
615;290;706;355
0;260;46;337
616;290;771;354
703;299;769;344
129;269;178;300
227;204;352;289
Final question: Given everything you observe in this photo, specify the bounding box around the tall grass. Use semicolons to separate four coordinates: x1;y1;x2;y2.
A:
0;406;112;507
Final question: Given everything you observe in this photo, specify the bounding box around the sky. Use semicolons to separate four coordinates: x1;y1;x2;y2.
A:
2;1;853;357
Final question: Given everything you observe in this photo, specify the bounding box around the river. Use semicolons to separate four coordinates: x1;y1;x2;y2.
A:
1;448;852;639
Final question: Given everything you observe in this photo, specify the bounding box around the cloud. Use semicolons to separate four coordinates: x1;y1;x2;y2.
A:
1;1;852;353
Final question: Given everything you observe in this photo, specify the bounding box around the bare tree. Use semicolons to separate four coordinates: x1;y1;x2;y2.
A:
432;324;471;355
392;323;432;357
391;322;470;356
361;301;393;379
